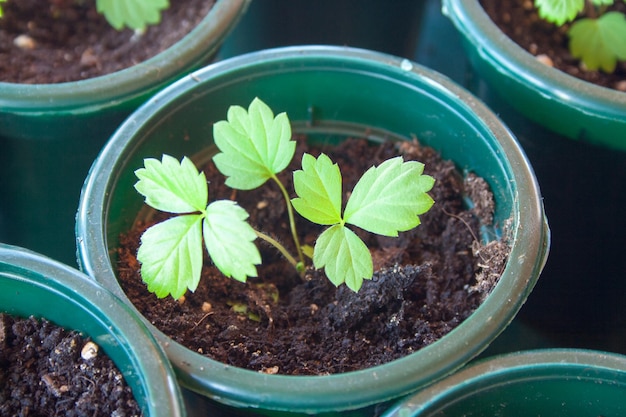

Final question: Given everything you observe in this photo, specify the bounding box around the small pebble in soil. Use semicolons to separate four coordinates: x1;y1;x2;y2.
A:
13;34;36;50
81;340;99;360
536;54;554;67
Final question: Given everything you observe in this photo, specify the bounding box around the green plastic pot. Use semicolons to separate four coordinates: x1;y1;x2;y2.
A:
0;0;250;265
441;0;626;152
75;46;550;416
383;349;626;416
0;243;186;417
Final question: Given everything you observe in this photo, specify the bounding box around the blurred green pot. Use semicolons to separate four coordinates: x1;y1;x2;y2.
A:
76;46;549;416
383;349;626;416
0;0;250;265
0;243;186;417
218;0;425;59
442;0;626;152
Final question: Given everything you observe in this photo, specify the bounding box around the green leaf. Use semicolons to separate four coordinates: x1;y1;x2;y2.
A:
313;225;373;292
96;0;169;30
137;214;204;299
291;153;343;225
343;157;435;237
535;0;584;26
203;200;261;282
569;13;626;73
0;0;5;18
134;155;208;214
213;97;295;190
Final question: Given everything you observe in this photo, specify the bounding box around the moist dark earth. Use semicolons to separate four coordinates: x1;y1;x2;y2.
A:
0;0;215;83
117;137;510;376
480;0;626;91
0;314;142;417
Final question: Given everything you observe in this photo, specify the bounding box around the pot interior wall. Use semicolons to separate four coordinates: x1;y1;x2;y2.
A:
104;58;516;261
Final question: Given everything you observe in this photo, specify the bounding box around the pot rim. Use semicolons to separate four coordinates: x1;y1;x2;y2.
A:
0;0;251;111
0;243;186;417
76;45;549;413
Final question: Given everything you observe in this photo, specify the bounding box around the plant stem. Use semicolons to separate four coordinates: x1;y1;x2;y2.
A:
255;230;300;271
271;175;305;267
584;0;598;19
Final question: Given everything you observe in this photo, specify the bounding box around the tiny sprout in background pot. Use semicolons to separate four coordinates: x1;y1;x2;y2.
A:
0;0;169;31
134;97;435;299
535;0;626;73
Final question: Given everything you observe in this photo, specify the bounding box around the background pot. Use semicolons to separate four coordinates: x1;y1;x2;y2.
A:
383;349;626;416
0;0;250;265
441;0;626;151
217;0;425;59
76;46;549;416
425;0;626;354
0;243;186;417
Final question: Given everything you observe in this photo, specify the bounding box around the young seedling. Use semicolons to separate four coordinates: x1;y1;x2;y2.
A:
134;97;435;299
534;0;626;73
0;0;169;31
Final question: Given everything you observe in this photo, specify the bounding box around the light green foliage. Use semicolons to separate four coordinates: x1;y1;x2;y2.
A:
134;155;260;299
292;153;435;291
203;200;262;283
535;0;584;25
534;0;626;73
135;155;207;213
343;157;435;236
134;98;435;296
570;12;626;72
213;97;296;190
96;0;169;31
137;214;204;299
291;153;343;225
0;0;5;18
313;225;373;292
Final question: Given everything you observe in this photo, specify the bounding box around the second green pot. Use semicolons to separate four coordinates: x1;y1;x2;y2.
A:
0;244;186;417
76;46;549;416
383;349;626;416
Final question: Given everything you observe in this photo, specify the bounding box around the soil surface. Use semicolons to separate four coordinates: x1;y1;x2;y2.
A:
0;0;215;83
117;138;510;375
480;0;626;91
0;314;142;417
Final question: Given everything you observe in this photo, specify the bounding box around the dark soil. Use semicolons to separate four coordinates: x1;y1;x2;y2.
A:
117;137;510;375
0;313;142;417
0;0;215;83
480;0;626;91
